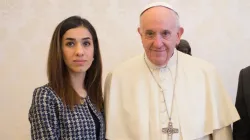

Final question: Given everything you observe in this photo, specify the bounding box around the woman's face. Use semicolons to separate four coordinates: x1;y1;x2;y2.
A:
62;26;94;74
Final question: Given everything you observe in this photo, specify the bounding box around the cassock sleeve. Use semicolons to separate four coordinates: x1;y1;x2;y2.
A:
212;125;233;140
233;69;250;140
104;72;113;140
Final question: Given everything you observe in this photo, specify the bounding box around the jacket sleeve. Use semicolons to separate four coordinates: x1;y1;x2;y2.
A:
233;69;250;140
28;87;60;140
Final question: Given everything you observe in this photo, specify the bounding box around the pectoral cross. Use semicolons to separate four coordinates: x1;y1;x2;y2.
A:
162;122;179;140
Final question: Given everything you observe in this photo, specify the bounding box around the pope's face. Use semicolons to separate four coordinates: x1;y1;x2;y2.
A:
138;7;183;66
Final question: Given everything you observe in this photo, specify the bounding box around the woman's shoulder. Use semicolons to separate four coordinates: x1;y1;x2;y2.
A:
31;84;60;106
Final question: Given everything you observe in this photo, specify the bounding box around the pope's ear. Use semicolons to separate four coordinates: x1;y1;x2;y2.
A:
138;27;142;37
178;27;184;38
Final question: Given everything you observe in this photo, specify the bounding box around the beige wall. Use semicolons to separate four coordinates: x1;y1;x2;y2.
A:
1;0;249;139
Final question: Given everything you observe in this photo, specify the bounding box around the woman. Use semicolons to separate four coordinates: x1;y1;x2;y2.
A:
29;16;105;140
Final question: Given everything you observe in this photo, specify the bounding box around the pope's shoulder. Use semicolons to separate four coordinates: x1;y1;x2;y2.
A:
179;51;216;72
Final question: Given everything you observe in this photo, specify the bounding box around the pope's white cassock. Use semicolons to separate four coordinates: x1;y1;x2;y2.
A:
104;49;240;140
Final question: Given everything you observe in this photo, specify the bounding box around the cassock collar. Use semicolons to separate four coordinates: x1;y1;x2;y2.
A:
144;48;178;71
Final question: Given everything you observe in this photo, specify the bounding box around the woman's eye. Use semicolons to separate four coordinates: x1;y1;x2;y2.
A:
83;41;90;46
66;42;75;47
